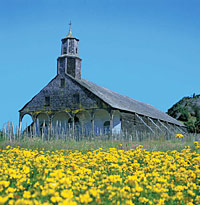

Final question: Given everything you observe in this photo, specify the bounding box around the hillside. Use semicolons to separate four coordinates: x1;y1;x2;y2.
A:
167;94;200;133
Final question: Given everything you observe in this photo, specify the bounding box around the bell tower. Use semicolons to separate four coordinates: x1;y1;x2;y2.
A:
57;23;82;79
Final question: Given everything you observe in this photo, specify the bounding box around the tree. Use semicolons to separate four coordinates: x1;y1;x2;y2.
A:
184;121;196;133
178;108;189;122
195;119;200;133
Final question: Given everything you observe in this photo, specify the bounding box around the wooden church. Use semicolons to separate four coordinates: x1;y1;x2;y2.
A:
19;26;185;138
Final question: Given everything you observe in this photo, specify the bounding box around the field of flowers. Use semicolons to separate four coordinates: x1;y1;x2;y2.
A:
0;142;200;205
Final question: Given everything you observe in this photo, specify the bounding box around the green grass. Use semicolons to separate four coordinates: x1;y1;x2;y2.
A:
0;136;198;152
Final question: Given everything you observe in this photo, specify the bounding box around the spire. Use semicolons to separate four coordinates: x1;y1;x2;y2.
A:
62;21;79;41
69;21;72;32
65;21;74;38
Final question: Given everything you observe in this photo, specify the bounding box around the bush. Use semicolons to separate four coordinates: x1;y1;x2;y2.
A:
0;130;3;139
184;121;196;133
195;120;200;133
178;108;190;121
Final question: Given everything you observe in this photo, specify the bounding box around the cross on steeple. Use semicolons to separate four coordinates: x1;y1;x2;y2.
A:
69;21;72;32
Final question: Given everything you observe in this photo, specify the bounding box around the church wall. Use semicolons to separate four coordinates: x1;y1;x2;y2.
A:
75;59;81;79
120;111;184;137
120;111;152;134
20;74;108;115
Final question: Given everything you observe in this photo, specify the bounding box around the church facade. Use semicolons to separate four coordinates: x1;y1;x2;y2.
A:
19;27;185;138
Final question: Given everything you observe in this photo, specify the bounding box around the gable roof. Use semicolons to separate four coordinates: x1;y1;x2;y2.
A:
19;72;184;127
69;75;184;127
19;75;58;112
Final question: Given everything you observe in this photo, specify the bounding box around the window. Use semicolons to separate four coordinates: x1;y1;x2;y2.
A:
67;58;75;76
103;121;110;134
60;78;65;88
76;48;78;54
73;93;80;104
45;96;50;106
69;40;74;53
63;47;67;54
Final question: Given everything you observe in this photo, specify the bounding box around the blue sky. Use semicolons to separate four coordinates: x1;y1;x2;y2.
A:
0;0;200;128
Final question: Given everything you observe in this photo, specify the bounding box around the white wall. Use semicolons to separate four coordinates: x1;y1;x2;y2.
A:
112;111;121;134
52;112;70;129
35;109;122;136
75;111;91;135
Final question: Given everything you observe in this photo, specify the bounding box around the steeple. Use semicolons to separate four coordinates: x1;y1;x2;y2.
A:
57;23;82;79
64;21;74;38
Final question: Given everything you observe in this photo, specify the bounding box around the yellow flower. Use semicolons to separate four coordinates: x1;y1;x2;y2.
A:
51;196;62;203
0;196;8;204
59;200;77;205
187;190;195;196
1;145;200;204
23;191;31;199
194;141;200;148
176;134;183;138
0;181;10;188
61;189;73;199
79;192;92;203
89;188;98;197
8;200;15;205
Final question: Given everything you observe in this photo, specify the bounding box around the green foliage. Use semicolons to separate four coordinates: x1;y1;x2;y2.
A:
195;119;200;133
184;121;196;133
194;107;200;120
168;93;200;133
178;107;190;121
0;130;3;139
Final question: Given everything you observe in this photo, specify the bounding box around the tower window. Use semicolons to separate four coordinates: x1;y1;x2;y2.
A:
63;47;67;54
76;48;78;54
73;93;80;104
67;58;75;77
60;78;65;88
45;97;50;106
69;40;74;53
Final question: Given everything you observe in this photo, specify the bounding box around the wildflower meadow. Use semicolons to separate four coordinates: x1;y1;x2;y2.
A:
0;139;200;205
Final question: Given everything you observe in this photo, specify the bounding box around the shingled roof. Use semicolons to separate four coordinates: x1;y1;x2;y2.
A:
68;75;184;127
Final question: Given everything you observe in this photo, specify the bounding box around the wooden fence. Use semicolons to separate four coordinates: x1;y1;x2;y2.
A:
1;121;199;142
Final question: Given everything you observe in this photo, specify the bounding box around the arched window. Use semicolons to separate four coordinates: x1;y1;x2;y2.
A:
103;121;110;134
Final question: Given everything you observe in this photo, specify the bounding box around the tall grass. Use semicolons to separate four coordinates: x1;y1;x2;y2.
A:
0;135;198;152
